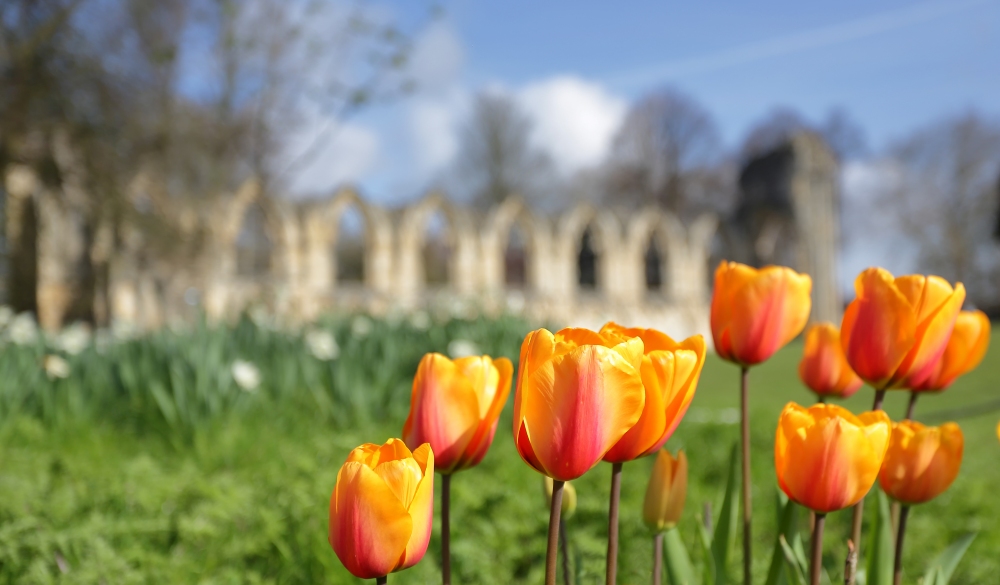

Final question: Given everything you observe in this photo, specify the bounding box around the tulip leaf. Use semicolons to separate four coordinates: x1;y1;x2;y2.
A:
865;491;894;585
778;535;807;585
697;515;715;585
765;490;797;585
921;532;976;585
664;527;697;585
711;443;740;585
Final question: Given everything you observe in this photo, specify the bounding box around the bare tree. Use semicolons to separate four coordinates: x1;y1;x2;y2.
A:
450;91;555;209
602;88;725;215
742;106;867;162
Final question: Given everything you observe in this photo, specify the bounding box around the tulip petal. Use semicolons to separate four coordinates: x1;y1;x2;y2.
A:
330;462;413;579
398;445;434;571
460;357;513;469
604;352;671;463
894;281;965;387
728;266;812;365
842;268;917;389
514;329;556;436
710;262;759;361
929;310;991;389
879;421;963;505
649;344;704;453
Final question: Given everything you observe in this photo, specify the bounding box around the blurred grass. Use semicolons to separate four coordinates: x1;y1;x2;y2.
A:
0;315;996;584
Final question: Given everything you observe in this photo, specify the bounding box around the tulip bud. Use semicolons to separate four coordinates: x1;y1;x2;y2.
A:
841;268;965;390
543;476;578;520
642;449;688;533
710;261;812;366
599;323;706;463
403;353;513;474
909;310;990;392
798;323;862;399
775;403;890;513
513;327;646;481
879;421;963;505
329;439;434;579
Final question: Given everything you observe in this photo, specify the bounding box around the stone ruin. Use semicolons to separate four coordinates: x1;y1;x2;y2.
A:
2;131;842;341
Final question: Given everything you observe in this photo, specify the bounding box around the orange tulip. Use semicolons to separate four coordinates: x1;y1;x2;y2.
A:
841;268;965;390
710;261;812;366
642;449;688;532
329;439;434;579
774;403;890;513
599;323;706;463
879;420;963;505
402;353;513;474
513;327;645;481
798;323;863;399
909;310;990;392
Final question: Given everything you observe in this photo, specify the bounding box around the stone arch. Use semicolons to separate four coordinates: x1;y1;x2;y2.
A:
397;193;477;303
482;197;550;294
556;205;622;298
625;209;685;301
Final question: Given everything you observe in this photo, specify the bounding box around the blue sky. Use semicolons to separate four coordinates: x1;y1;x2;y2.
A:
289;0;1000;205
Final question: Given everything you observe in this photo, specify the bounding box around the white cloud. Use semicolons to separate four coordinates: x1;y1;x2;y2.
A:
408;21;464;95
516;76;627;175
408;90;468;178
284;119;380;196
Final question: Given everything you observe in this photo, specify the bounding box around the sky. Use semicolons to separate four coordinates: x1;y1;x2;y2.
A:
284;0;1000;284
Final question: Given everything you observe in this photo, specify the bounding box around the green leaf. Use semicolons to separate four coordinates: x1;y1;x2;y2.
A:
697;515;715;585
765;491;797;585
664;527;697;585
778;535;807;585
865;491;894;585
921;532;976;585
711;443;740;585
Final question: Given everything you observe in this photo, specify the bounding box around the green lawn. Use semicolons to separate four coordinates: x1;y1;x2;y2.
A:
0;317;995;584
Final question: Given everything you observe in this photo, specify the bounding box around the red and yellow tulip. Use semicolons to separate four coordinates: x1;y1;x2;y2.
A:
599;323;706;463
402;353;513;474
909;310;990;392
841;268;965;390
513;327;645;481
878;420;963;505
775;403;890;513
329;439;434;579
710;261;812;366
798;322;863;399
642;449;688;533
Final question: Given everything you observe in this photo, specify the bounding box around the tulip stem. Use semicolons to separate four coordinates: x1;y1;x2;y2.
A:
872;389;887;411
653;532;663;585
847;388;887;585
376;577;387;585
817;395;827;404
547;480;565;585
893;506;910;585
740;366;753;585
810;514;826;585
441;473;452;585
560;518;572;585
606;462;623;585
904;392;918;420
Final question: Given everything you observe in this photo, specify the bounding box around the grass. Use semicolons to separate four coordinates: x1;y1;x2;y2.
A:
0;315;996;584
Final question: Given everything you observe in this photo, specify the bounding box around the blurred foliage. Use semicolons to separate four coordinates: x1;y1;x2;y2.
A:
0;315;996;583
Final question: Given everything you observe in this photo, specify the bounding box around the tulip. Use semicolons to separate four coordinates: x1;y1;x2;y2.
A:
775;403;890;513
798;323;863;400
402;353;512;585
841;268;965;392
711;261;811;585
878;421;963;585
879;421;963;505
513;327;645;585
643;449;688;533
403;353;513;474
909;310;990;392
329;438;434;581
710;261;812;367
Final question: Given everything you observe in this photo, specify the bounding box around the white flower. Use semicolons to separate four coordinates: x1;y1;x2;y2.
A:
231;360;261;392
447;339;481;359
7;312;38;345
43;354;71;379
350;315;373;337
408;311;431;331
111;320;138;342
0;306;14;329
57;323;92;355
94;330;114;354
305;329;339;361
505;291;526;314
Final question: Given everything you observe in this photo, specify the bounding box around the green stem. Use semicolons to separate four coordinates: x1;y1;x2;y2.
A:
893;506;910;585
810;514;826;585
653;533;663;585
546;480;565;585
740;367;752;585
606;462;623;585
441;473;451;585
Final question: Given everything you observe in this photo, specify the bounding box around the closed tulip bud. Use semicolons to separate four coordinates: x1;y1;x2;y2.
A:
710;261;812;366
841;268;965;390
599;323;706;463
513;327;645;481
878;421;963;505
543;476;578;520
402;353;513;474
909;310;990;392
775;403;890;513
798;323;863;399
642;449;688;533
329;439;434;579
